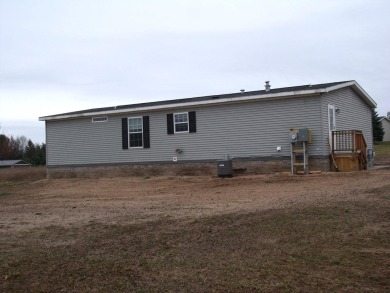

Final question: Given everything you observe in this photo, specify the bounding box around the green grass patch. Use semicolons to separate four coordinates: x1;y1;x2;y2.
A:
375;141;390;156
1;197;389;292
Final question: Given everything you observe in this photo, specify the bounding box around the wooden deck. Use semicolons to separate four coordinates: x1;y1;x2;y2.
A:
331;130;367;171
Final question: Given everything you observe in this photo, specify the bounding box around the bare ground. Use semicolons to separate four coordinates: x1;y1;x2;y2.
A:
1;169;389;292
1;170;389;232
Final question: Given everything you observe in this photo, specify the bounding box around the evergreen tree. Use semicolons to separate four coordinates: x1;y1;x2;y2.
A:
35;143;46;165
24;139;37;164
372;109;384;142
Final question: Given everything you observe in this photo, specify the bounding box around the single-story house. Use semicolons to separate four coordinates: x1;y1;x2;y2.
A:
39;80;377;177
379;114;390;141
0;160;31;168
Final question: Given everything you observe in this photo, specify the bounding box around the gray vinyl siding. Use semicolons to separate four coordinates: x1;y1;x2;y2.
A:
46;96;324;166
320;87;373;154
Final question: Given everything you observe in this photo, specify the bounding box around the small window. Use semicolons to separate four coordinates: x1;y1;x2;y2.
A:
92;116;108;123
174;112;189;133
128;117;143;148
167;111;196;135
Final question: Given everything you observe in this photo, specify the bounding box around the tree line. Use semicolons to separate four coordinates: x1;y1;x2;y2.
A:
0;134;46;165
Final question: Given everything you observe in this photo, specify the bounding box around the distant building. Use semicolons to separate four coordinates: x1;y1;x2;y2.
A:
379;113;390;141
0;160;31;168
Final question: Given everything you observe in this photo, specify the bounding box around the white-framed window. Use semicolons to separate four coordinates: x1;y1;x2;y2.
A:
174;112;189;133
128;117;143;148
92;116;108;123
167;111;196;135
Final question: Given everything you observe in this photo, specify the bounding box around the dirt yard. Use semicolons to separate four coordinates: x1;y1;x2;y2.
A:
0;170;387;232
1;169;390;292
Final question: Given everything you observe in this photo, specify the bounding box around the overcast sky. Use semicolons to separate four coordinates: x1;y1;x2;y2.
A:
1;0;389;143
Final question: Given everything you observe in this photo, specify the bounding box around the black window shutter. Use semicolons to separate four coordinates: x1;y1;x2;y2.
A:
167;113;174;134
189;111;196;133
121;118;128;149
143;116;150;148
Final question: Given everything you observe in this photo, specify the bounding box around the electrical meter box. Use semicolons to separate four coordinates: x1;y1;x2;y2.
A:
289;132;298;142
289;129;312;143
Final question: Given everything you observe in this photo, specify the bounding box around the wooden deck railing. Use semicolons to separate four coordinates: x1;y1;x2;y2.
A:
331;130;367;170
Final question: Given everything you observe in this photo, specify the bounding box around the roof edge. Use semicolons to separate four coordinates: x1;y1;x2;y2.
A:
326;80;376;108
39;89;325;121
39;80;377;121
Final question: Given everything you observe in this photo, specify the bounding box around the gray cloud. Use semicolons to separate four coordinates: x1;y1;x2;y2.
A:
1;0;390;143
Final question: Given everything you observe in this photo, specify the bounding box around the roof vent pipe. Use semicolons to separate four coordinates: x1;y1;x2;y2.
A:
387;111;390;119
265;81;271;92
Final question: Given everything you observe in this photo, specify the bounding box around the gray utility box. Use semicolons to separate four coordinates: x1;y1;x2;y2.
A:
217;159;233;177
289;128;311;143
298;128;310;142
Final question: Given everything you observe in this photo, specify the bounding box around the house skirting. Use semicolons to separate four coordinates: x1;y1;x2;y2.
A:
46;156;331;178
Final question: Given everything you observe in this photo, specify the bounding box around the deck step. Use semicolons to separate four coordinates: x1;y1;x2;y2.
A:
292;149;305;153
293;163;305;166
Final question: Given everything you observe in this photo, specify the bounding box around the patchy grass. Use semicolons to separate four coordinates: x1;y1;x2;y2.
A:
0;191;11;197
375;141;390;155
0;167;46;182
375;141;390;165
1;191;389;292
